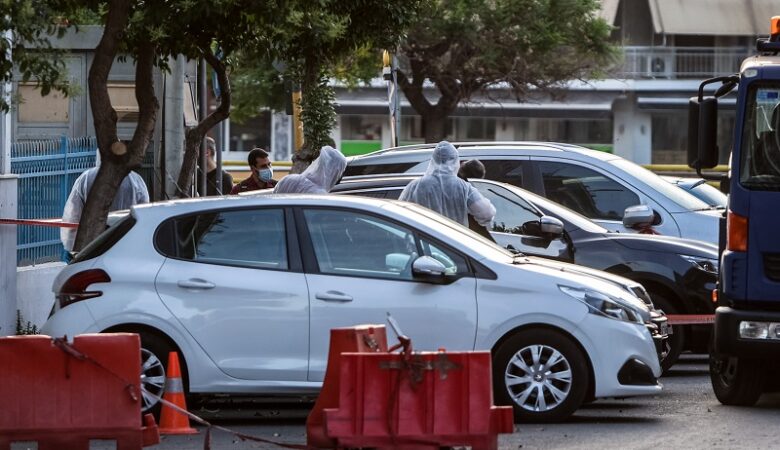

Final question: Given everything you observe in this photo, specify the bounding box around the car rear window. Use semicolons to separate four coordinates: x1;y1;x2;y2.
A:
71;214;136;263
343;162;419;177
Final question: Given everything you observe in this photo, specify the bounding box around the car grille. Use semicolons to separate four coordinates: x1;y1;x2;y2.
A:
764;253;780;282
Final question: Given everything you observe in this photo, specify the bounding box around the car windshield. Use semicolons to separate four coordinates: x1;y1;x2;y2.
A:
394;202;515;259
490;182;609;233
739;84;780;190
609;159;711;211
687;181;728;208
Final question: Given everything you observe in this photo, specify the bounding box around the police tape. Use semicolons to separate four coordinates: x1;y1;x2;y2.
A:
0;218;78;228
666;314;715;325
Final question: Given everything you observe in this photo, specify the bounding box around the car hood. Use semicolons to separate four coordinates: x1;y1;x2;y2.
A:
608;232;719;258
518;255;652;315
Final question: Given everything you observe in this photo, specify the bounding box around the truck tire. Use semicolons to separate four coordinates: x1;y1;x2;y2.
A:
710;354;766;406
649;294;683;373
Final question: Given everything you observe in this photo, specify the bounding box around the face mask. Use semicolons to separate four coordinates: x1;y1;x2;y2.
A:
258;168;273;182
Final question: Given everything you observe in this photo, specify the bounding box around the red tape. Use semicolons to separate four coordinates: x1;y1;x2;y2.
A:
666;314;715;325
0;218;78;228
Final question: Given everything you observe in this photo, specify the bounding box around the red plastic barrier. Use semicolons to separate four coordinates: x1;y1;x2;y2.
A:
307;324;388;448
666;314;715;325
324;351;514;450
0;334;159;450
0;218;78;228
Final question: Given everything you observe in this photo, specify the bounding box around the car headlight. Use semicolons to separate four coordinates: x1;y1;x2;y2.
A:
559;285;644;324
681;255;718;274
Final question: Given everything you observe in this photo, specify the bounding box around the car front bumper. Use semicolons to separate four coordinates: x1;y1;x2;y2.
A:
713;306;780;358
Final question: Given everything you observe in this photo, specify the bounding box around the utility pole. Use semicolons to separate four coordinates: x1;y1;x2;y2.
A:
383;50;401;148
198;58;208;196
0;28;18;335
291;85;304;152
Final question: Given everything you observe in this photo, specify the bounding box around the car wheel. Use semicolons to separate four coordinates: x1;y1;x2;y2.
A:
648;294;683;373
138;334;176;417
710;353;766;406
493;328;588;423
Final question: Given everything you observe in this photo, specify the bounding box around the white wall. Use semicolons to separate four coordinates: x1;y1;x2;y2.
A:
16;262;65;331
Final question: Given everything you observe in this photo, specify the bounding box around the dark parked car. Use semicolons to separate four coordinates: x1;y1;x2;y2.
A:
332;175;719;370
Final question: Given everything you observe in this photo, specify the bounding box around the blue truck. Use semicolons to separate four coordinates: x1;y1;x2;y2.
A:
688;16;780;405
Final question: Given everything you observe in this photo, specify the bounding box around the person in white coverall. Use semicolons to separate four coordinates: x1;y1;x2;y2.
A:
61;161;149;252
273;145;347;194
399;141;496;227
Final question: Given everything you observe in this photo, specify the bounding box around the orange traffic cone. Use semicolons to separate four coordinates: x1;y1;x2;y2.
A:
158;351;198;435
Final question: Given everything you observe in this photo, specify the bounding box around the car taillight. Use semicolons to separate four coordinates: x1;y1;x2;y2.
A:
57;269;111;308
727;210;748;252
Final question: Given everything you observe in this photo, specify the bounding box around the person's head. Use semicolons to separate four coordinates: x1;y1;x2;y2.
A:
458;159;486;180
303;145;348;191
428;141;460;175
248;148;273;182
205;137;217;160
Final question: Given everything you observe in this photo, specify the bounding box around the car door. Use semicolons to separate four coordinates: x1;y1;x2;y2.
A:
298;207;478;382
154;207;310;381
529;159;678;235
472;181;572;261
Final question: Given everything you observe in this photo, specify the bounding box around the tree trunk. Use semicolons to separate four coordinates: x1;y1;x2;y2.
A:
176;51;231;197
422;112;447;143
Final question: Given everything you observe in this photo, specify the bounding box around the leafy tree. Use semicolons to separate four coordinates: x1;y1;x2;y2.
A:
249;0;422;172
397;0;617;142
0;0;81;112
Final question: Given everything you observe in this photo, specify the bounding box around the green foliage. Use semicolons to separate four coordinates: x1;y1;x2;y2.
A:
299;76;337;152
0;0;84;112
15;310;39;335
398;0;617;141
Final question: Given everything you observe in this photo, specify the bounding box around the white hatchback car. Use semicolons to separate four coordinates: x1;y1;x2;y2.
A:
42;195;662;422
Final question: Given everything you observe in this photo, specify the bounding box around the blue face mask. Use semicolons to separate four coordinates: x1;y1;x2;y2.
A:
258;167;273;182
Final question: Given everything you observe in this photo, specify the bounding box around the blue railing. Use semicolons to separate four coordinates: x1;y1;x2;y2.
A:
11;137;96;266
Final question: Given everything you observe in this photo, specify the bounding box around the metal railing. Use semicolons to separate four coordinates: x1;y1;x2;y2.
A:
11;137;97;266
619;46;750;79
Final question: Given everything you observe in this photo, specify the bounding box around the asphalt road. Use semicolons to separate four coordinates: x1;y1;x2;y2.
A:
147;355;780;450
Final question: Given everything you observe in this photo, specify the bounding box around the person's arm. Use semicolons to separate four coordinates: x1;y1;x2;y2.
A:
61;181;85;252
466;185;496;227
222;172;234;194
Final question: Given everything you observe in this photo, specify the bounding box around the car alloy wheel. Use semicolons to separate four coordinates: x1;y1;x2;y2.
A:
505;344;572;412
140;347;166;413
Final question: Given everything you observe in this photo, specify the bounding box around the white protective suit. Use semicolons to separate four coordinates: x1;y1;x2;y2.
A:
61;165;149;252
273;146;347;194
399;141;496;227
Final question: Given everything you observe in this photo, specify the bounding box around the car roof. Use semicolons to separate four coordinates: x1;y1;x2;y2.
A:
128;193;396;221
348;141;619;165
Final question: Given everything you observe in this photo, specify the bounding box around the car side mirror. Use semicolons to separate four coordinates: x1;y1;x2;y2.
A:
539;216;564;237
622;204;655;228
411;256;448;283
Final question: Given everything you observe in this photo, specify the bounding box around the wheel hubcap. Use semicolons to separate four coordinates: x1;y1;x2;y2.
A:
505;344;572;412
140;348;166;412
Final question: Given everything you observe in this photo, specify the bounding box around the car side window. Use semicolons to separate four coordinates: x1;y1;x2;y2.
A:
303;209;418;280
482;160;524;187
166;209;288;270
538;161;639;221
418;238;470;277
474;183;541;234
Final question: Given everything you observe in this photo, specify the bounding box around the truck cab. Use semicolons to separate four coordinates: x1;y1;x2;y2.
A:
689;16;780;405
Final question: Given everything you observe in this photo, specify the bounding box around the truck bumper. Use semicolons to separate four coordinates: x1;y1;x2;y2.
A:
714;306;780;358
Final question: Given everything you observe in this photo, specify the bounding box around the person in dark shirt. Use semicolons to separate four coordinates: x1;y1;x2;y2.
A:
230;147;277;194
197;137;234;196
457;159;496;242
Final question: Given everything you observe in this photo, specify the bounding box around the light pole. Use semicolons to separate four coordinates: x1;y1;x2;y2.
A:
1;27;18;336
383;50;401;148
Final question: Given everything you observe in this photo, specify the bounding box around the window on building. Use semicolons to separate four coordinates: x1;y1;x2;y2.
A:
17;84;69;123
342;116;383;141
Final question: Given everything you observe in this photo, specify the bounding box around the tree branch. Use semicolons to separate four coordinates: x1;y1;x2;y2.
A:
128;41;159;168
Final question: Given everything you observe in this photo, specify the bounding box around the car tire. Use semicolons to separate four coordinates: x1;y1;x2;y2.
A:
138;333;177;418
493;328;589;423
648;294;683;373
710;354;766;406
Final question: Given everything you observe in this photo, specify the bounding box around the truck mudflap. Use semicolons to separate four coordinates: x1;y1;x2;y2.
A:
713;306;780;358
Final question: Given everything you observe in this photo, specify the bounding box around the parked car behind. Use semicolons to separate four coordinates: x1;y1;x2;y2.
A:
344;142;722;244
332;175;718;370
663;176;728;209
43;194;661;423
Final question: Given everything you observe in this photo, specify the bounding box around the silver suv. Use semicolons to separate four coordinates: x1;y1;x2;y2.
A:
345;142;721;244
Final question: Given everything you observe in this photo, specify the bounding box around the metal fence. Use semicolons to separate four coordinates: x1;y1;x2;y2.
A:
11;137;97;266
10;136;156;266
620;46;750;79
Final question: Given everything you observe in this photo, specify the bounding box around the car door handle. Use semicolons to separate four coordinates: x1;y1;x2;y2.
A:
315;291;353;302
177;278;216;290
